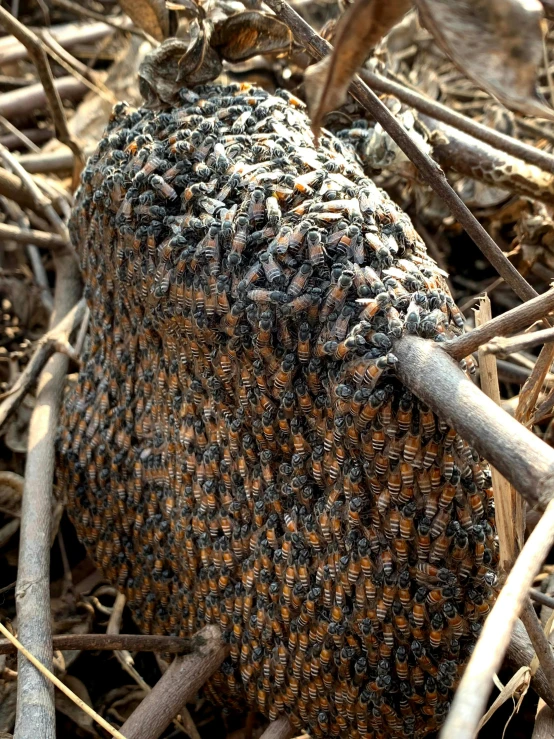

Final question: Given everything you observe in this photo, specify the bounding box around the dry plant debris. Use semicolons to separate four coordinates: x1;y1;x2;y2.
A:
3;0;554;739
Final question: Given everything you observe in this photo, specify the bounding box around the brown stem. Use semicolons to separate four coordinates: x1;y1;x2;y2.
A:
263;0;538;303
0;633;199;656
359;69;554;174
0;7;84;180
119;625;228;739
531;589;554;611
440;500;554;739
442;288;554;361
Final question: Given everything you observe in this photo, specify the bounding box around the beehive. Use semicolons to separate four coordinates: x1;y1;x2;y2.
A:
56;82;498;739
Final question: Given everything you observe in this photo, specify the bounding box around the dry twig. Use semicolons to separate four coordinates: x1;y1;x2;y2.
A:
443;288;554;361
0;622;126;739
440;499;554;739
0;633;196;656
119;625;228;739
476;297;523;571
0;6;84;181
259;717;294;739
520;600;554;695
0;298;86;433
482;326;554;357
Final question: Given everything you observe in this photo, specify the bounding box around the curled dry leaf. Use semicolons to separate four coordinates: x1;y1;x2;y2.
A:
119;0;169;41
303;0;412;138
138;35;222;107
415;0;554;120
212;11;291;62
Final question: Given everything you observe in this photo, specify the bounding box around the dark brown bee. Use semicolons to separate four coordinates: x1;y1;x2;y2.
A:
57;82;497;739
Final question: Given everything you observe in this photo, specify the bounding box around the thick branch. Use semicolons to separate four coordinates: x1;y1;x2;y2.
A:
15;248;81;739
0;221;68;250
420;114;554;205
443;288;554;361
359;69;554;174
119;625;228;739
259;717;294;739
0;76;86;121
440;499;554;739
263;0;538;303
394;335;554;511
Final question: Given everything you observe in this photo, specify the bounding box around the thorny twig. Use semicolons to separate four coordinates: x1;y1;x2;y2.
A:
263;0;539;303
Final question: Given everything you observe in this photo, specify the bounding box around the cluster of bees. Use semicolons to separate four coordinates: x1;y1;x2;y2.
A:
56;82;498;739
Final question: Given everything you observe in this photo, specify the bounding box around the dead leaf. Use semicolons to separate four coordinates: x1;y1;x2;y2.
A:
304;0;412;138
138;34;222;107
415;0;554;120
119;0;169;41
212;12;291;62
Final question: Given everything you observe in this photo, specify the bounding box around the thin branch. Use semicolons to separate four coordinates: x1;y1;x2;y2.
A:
394;335;554;511
516;343;554;424
483;326;554;357
0;115;40;153
521;599;554;692
531;589;554;611
0;622;126;739
440;500;554;739
263;0;538;303
0;6;84;181
507;618;554;709
0;142;68;238
443;288;554;361
16;146;96;175
259;717;294;739
0;222;68;250
0;298;85;433
119;625;228;739
107;592;151;692
0;633;200;656
359;68;554;174
50;0;158;43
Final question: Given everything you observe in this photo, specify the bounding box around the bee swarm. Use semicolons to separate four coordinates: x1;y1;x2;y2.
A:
56;82;498;739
